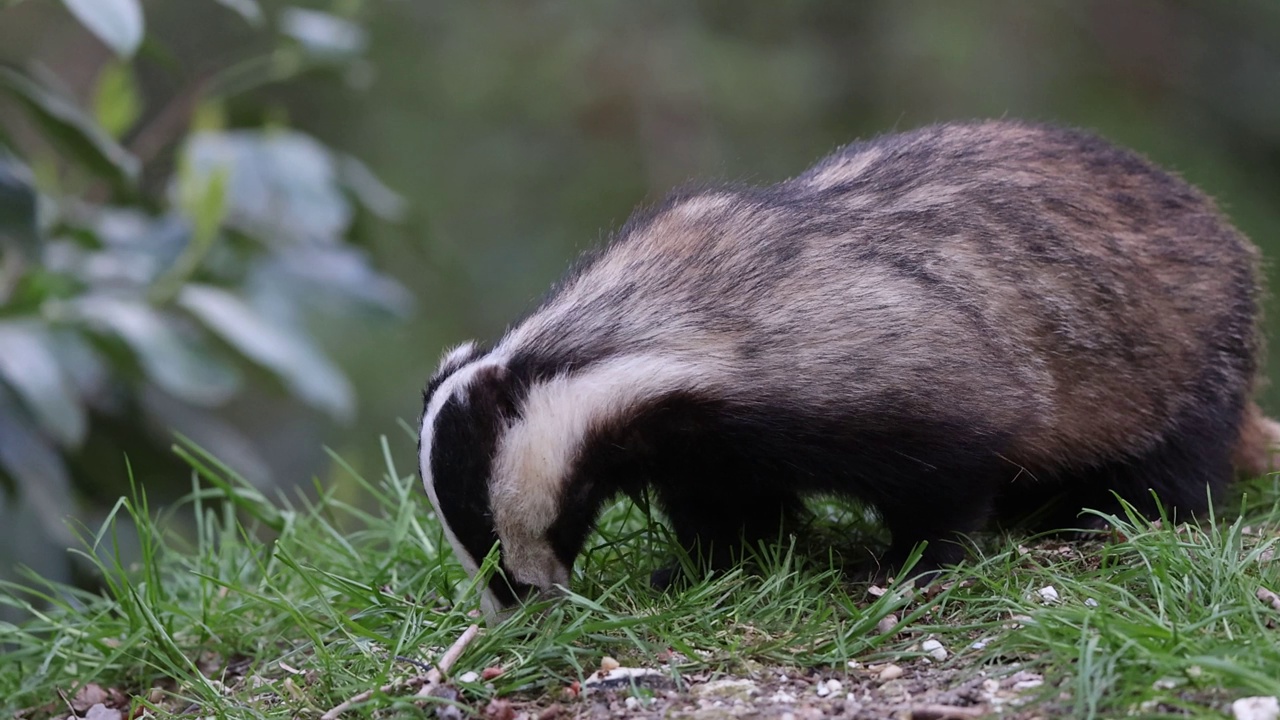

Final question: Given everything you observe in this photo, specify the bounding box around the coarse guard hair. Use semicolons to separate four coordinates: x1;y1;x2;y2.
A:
419;120;1278;621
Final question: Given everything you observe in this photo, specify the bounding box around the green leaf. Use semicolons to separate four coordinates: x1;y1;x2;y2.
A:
0;322;86;448
177;284;353;420
182;130;349;244
213;0;263;26
279;7;367;61
0;67;140;184
0;156;39;262
338;154;406;222
60;0;145;59
0;388;74;543
92;61;142;138
71;296;240;406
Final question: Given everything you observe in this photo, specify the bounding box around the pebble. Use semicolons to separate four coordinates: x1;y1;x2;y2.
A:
877;664;904;681
1085;597;1099;608
921;639;948;661
690;678;757;701
600;656;620;673
815;678;842;697
875;614;898;635
1233;697;1280;720
458;671;480;683
1036;585;1060;603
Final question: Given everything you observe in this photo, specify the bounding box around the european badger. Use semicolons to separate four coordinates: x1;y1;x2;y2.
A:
419;120;1278;619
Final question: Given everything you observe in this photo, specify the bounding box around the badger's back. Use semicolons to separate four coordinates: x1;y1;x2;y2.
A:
498;121;1261;472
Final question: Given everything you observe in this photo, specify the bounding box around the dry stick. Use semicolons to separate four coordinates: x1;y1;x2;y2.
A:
320;624;481;720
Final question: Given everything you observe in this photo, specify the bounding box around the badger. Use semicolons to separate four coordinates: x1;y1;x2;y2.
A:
418;120;1278;620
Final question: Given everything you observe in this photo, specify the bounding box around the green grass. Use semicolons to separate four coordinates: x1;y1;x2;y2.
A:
3;436;1280;718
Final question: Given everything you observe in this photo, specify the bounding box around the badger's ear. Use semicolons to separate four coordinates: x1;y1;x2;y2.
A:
439;341;482;374
468;363;521;421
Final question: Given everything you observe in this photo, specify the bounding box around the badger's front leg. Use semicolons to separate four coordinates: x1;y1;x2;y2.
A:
649;482;805;589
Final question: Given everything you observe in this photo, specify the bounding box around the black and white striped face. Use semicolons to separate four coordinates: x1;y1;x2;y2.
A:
418;342;574;621
421;337;707;621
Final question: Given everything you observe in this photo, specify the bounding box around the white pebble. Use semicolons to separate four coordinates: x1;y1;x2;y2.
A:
1012;678;1044;691
815;682;831;697
921;639;947;661
1036;585;1060;603
457;671;479;683
1232;697;1280;720
970;638;989;651
1085;597;1099;607
771;690;797;703
625;696;640;710
878;664;904;681
825;679;843;693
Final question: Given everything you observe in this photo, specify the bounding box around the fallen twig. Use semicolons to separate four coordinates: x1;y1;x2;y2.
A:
321;624;480;720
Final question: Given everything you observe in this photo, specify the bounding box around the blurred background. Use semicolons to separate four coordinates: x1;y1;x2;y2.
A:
1;0;1278;592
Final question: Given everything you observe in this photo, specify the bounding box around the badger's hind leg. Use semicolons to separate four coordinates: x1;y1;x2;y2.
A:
1039;403;1242;531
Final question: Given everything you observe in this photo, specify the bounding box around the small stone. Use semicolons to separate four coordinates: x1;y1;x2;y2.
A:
867;585;888;597
969;638;989;651
1006;614;1033;628
875;614;898;635
1036;585;1060;604
878;664;904;682
84;706;122;720
1232;696;1280;720
1012;678;1044;691
485;699;516;720
691;678;757;701
770;690;797;703
921;639;948;661
458;671;480;683
624;697;640;711
600;656;620;673
72;684;110;713
815;682;831;697
1084;597;1099;608
482;666;505;680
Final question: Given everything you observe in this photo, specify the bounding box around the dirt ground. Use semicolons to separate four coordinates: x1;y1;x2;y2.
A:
481;659;1049;720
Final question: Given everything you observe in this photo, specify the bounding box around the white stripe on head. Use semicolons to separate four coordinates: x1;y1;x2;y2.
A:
439;341;478;371
490;354;709;587
419;353;508;609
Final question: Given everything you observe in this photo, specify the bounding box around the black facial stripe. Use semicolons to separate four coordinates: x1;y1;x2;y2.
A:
427;363;539;607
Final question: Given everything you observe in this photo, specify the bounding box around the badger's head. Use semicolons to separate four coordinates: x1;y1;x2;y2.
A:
419;342;702;622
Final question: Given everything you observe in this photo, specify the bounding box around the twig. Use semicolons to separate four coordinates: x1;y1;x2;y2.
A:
320;624;480;720
436;623;482;677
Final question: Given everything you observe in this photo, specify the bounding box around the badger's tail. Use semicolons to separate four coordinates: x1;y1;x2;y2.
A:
1233;401;1280;477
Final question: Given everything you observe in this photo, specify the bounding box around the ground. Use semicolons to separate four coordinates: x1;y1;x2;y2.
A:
3;438;1280;719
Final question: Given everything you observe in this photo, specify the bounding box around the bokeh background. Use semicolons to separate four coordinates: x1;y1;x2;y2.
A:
1;0;1279;592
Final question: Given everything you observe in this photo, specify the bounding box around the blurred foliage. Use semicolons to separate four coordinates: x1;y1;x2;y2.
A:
0;0;408;589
